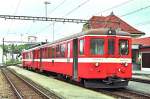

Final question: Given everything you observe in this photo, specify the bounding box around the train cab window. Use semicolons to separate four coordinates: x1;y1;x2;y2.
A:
119;40;129;55
90;39;104;55
108;39;115;55
79;39;84;55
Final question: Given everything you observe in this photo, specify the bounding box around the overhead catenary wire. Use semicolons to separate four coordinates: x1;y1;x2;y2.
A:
64;0;90;16
120;5;150;17
37;0;90;34
134;20;150;26
27;0;68;34
94;0;134;15
48;0;67;15
7;0;22;34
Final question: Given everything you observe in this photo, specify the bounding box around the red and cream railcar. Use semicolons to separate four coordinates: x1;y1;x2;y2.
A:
22;28;132;88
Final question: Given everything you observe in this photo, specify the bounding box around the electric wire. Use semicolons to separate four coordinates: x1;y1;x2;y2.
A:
120;5;150;17
94;0;134;15
37;0;90;34
64;0;90;16
48;0;67;15
7;0;22;34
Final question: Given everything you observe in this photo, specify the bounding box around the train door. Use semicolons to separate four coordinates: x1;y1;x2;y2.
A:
32;50;35;68
72;38;78;81
39;48;42;71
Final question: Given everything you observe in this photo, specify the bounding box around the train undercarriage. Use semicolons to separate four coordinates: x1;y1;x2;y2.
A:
84;77;129;88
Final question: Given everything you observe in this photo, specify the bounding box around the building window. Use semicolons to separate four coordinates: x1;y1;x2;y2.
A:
108;39;115;55
90;39;104;55
119;40;129;55
79;39;84;55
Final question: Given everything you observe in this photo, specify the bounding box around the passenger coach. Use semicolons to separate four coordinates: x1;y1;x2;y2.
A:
22;28;132;88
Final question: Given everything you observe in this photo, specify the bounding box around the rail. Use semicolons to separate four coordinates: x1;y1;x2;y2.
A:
1;68;54;99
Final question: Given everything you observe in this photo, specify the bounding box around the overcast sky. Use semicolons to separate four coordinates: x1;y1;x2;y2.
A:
0;0;150;43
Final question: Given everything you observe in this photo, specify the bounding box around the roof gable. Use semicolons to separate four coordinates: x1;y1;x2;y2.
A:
89;15;145;36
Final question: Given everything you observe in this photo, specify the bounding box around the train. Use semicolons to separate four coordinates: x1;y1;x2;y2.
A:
22;28;132;88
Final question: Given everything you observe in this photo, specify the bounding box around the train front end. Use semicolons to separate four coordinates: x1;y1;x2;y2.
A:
81;29;132;88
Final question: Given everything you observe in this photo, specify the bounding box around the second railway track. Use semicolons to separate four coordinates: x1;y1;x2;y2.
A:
1;68;59;99
97;88;150;99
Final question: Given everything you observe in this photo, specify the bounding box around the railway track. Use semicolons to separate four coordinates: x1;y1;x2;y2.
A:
1;68;59;99
53;74;150;99
131;77;150;84
0;69;17;99
97;88;150;99
9;66;150;99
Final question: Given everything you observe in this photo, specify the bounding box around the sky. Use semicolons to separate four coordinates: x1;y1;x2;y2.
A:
0;0;150;44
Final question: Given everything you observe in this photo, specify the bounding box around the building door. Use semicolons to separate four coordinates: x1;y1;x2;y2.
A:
142;53;150;68
72;39;78;81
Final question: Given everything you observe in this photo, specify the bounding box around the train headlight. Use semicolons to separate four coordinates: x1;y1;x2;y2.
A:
95;62;99;67
122;62;128;67
108;30;112;34
124;62;128;67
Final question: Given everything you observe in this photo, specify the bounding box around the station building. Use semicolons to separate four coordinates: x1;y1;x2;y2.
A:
132;37;150;71
83;12;150;71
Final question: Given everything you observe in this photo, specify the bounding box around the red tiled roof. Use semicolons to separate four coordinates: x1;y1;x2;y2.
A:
132;37;150;46
89;15;145;35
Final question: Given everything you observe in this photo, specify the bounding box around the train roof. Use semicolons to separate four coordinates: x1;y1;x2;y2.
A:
23;28;131;53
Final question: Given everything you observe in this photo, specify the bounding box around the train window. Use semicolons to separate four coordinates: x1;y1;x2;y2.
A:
108;39;115;55
52;47;55;58
67;43;70;58
79;39;84;55
48;47;51;58
38;50;40;59
32;51;34;62
56;45;60;57
42;48;45;58
90;39;104;55
119;40;129;55
46;48;48;58
60;44;65;57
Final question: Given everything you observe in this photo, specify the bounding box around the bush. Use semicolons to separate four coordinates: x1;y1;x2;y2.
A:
5;59;21;66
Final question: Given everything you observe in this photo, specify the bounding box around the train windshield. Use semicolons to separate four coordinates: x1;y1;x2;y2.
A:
90;39;104;55
119;40;129;55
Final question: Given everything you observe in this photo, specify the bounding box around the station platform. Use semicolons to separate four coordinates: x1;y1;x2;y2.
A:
132;70;150;83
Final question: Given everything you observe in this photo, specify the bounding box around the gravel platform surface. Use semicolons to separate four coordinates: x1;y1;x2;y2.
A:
9;66;114;99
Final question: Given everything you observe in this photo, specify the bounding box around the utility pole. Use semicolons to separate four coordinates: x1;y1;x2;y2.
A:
53;22;55;41
44;1;50;42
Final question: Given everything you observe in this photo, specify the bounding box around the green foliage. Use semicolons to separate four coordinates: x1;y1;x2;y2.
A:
5;59;21;66
0;44;29;55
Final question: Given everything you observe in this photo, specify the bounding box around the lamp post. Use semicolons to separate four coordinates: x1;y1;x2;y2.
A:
44;1;50;19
